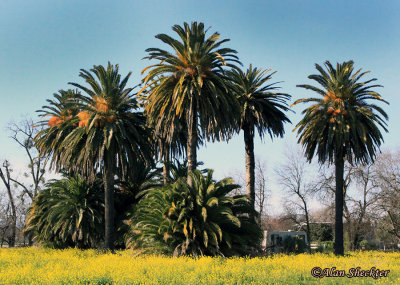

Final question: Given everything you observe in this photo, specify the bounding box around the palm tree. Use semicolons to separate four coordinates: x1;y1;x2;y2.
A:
126;170;262;256
143;78;189;185
25;175;104;249
35;63;152;250
114;158;163;247
292;60;388;255
35;89;81;170
226;65;291;208
141;22;240;184
167;159;208;183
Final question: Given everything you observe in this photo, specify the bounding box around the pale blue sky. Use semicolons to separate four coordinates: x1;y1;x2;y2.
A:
1;0;399;213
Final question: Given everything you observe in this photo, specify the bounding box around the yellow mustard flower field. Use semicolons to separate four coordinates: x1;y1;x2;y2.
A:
0;248;399;284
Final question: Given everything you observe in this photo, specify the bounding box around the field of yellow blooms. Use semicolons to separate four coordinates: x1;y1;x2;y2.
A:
0;248;399;284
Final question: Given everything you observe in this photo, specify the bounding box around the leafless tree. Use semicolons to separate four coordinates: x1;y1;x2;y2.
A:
316;160;381;250
255;158;270;225
373;150;400;241
229;157;270;226
0;119;48;246
0;161;17;247
7;119;47;201
275;149;314;252
347;164;381;249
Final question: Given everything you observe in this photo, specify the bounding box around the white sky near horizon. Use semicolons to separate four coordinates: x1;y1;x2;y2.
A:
1;0;400;215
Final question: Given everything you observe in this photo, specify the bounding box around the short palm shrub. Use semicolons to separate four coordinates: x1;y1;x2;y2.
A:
25;176;104;248
114;160;163;248
126;170;262;256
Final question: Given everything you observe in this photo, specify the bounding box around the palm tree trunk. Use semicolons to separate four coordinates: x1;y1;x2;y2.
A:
243;124;255;209
163;144;170;185
103;157;116;251
187;100;197;186
334;153;344;255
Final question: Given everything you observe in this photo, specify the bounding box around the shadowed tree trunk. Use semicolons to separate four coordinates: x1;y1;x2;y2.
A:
243;124;255;209
104;155;116;251
303;199;311;253
163;144;170;185
335;153;345;255
186;100;197;186
0;161;16;247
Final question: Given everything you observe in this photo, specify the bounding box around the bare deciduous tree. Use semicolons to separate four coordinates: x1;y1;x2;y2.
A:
374;150;400;241
275;149;314;252
8;119;47;201
0;161;17;247
316;161;381;250
0;119;48;246
255;159;270;225
229;157;270;226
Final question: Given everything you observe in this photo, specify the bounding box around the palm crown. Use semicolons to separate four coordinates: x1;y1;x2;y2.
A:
141;21;241;142
293;60;388;165
35;89;82;170
227;65;291;138
65;63;151;178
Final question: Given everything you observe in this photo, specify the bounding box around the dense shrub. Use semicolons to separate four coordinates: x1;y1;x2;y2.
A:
283;235;306;254
360;239;378;250
25;176;104;248
126;170;262;256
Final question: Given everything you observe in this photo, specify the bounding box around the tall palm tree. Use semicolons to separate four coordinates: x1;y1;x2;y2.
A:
226;65;291;208
140;22;240;184
35;63;152;250
292;60;388;255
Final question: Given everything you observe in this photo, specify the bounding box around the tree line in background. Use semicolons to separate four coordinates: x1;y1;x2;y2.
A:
0;22;390;256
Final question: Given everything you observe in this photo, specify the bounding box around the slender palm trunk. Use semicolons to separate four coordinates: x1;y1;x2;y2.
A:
163;145;170;185
103;156;116;251
187;100;197;186
243;124;255;209
334;153;344;255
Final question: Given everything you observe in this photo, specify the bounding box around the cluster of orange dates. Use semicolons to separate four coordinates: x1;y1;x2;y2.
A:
48;97;116;128
324;92;348;123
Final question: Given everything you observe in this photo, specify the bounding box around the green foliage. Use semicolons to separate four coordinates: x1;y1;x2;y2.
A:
114;160;163;248
283;235;306;254
35;63;154;249
316;241;335;253
166;159;209;183
226;65;291;138
360;239;377;250
35;89;82;171
292;60;389;165
35;62;152;180
303;223;333;242
126;170;262;256
141;21;241;144
25;176;104;248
